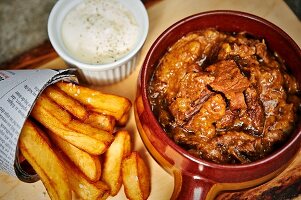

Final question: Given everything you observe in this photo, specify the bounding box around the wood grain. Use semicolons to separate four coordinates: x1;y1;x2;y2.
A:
217;148;301;200
0;40;57;70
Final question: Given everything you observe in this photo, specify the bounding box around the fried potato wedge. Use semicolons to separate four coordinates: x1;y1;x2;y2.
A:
70;172;110;200
56;82;132;125
102;130;131;196
84;112;116;133
123;130;132;158
122;152;150;200
57;152;109;200
118;111;131;127
37;94;72;124
67;119;113;140
36;94;114;140
49;132;101;181
19;120;71;200
44;86;116;132
44;85;88;120
31;101;113;155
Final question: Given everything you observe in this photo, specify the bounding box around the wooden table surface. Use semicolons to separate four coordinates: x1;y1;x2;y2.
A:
0;0;300;199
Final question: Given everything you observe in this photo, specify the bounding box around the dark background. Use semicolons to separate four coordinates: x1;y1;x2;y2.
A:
285;0;301;20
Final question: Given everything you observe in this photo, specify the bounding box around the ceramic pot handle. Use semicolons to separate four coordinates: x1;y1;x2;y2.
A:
175;172;215;200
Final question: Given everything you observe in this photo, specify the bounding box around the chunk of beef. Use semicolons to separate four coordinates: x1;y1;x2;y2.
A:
155;37;202;104
255;42;270;63
215;109;237;131
215;79;273;136
217;33;258;61
184;94;226;139
153;29;226;104
255;42;282;69
206;60;250;110
168;72;214;124
250;64;286;116
284;73;300;95
262;102;295;145
195;131;258;164
239;87;265;135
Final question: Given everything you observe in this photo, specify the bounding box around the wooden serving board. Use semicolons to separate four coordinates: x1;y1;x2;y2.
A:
1;0;300;199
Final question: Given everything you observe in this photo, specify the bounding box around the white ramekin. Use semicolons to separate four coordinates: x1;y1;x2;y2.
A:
48;0;149;85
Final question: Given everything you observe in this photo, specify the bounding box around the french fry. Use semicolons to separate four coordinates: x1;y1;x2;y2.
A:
122;152;151;200
57;151;110;200
118;111;131;126
36;94;114;139
19;120;71;200
44;86;117;133
31;101;114;155
36;94;72;124
84;112;116;133
123;130;132;158
67;119;113;140
19;82;149;200
44;85;88;120
70;176;110;200
48;132;101;182
56;82;132;125
102;130;132;196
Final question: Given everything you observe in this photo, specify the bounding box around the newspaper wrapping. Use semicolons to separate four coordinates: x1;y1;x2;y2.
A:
0;69;77;182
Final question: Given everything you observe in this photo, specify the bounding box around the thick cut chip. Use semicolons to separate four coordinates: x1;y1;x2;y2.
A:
31;101;113;155
19;120;71;200
122;152;150;200
56;81;132;125
49;132;101;181
57;151;109;200
83;112;116;133
42;88;116;132
118;111;131;127
44;85;88;120
123;130;132;158
102;130;132;196
37;94;72;124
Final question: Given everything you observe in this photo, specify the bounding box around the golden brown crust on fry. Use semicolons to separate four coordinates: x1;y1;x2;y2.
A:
19;120;71;200
55;81;132;124
44;85;88;120
137;153;151;199
44;84;117;133
20;82;148;200
84;112;116;133
122;152;151;200
31;102;113;155
102;130;131;196
48;132;102;182
56;150;109;200
117;111;131;126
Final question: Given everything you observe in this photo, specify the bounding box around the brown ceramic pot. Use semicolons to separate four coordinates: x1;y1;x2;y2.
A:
134;10;301;200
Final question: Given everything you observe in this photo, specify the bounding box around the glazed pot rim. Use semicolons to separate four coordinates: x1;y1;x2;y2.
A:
140;10;301;170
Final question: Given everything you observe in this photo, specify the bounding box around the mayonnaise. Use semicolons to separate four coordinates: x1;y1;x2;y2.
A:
61;0;139;64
